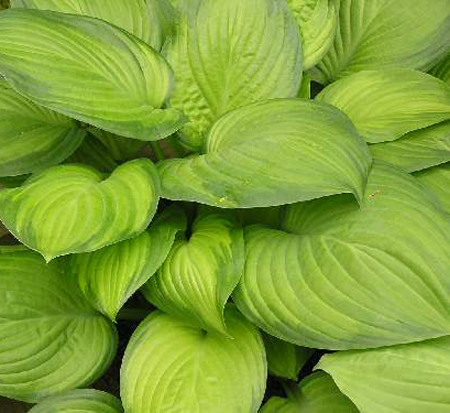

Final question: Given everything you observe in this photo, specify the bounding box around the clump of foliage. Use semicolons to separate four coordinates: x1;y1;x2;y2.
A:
0;1;450;412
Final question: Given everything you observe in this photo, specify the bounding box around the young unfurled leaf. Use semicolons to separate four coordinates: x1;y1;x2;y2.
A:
0;247;117;402
318;0;450;82
121;306;267;413
71;206;186;321
431;54;450;86
318;336;450;413
317;70;450;143
0;80;85;177
159;99;371;208
233;161;450;350
142;209;244;335
0;159;160;261
415;163;450;213
166;0;302;149
0;9;186;141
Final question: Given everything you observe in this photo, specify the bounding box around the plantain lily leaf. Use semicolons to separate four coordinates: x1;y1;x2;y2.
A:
166;0;302;149
318;336;450;413
316;70;450;143
260;372;358;413
431;54;450;86
0;247;117;402
28;390;123;413
158;99;371;208
121;306;267;413
0;159;160;261
142;209;244;335
0;9;186;141
415;163;450;213
233;161;450;350
318;0;450;83
71;206;186;321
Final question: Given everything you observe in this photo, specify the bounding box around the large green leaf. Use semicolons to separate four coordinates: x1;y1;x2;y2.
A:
158;99;371;208
415;163;450;213
233;161;450;350
316;69;450;143
318;336;450;413
0;80;85;177
71;206;186;321
0;247;117;402
121;306;267;413
0;159;160;261
0;9;186;141
260;372;358;413
165;0;302;149
143;209;244;335
431;54;450;86
318;0;450;82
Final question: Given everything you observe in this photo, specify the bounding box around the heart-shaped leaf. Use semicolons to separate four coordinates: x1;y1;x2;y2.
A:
415;163;450;213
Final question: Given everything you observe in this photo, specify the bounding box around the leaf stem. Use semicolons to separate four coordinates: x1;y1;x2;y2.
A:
150;141;165;161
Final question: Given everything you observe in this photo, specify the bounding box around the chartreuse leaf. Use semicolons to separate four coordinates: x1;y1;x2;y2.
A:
29;390;123;413
159;99;371;208
142;209;244;335
0;159;160;261
0;247;117;402
286;0;339;70
260;372;358;413
121;306;267;413
370;121;450;173
0;9;186;141
0;80;85;177
166;0;302;149
318;0;450;82
317;70;450;143
415;163;450;213
431;54;450;85
233;161;450;350
71;206;186;321
318;336;450;413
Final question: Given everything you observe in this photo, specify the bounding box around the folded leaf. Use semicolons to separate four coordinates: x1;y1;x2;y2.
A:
318;336;450;413
0;9;186;141
0;247;117;402
318;0;450;82
431;54;450;85
0;159;160;261
415;163;450;212
159;99;371;208
166;0;302;149
121;306;267;413
317;70;450;143
72;206;186;321
234;161;450;350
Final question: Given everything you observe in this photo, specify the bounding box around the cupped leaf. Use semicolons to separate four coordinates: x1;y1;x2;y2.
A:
143;209;244;335
318;336;450;413
166;0;302;149
71;206;186;321
0;80;85;177
0;159;160;261
0;9;186;141
159;99;371;208
0;247;117;402
431;54;450;85
233;161;450;350
316;69;450;143
318;0;450;82
120;306;267;413
415;163;450;212
370;121;450;172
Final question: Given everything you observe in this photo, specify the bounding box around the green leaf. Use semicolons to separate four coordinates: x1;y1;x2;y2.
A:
316;69;450;143
0;9;186;141
318;336;450;413
28;390;123;413
158;99;371;208
121;306;267;413
0;247;117;402
318;0;450;82
0;80;85;177
260;372;358;413
415;163;450;213
0;159;160;261
165;0;302;149
142;209;244;335
370;121;450;173
431;54;450;85
233;161;450;350
71;206;186;321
